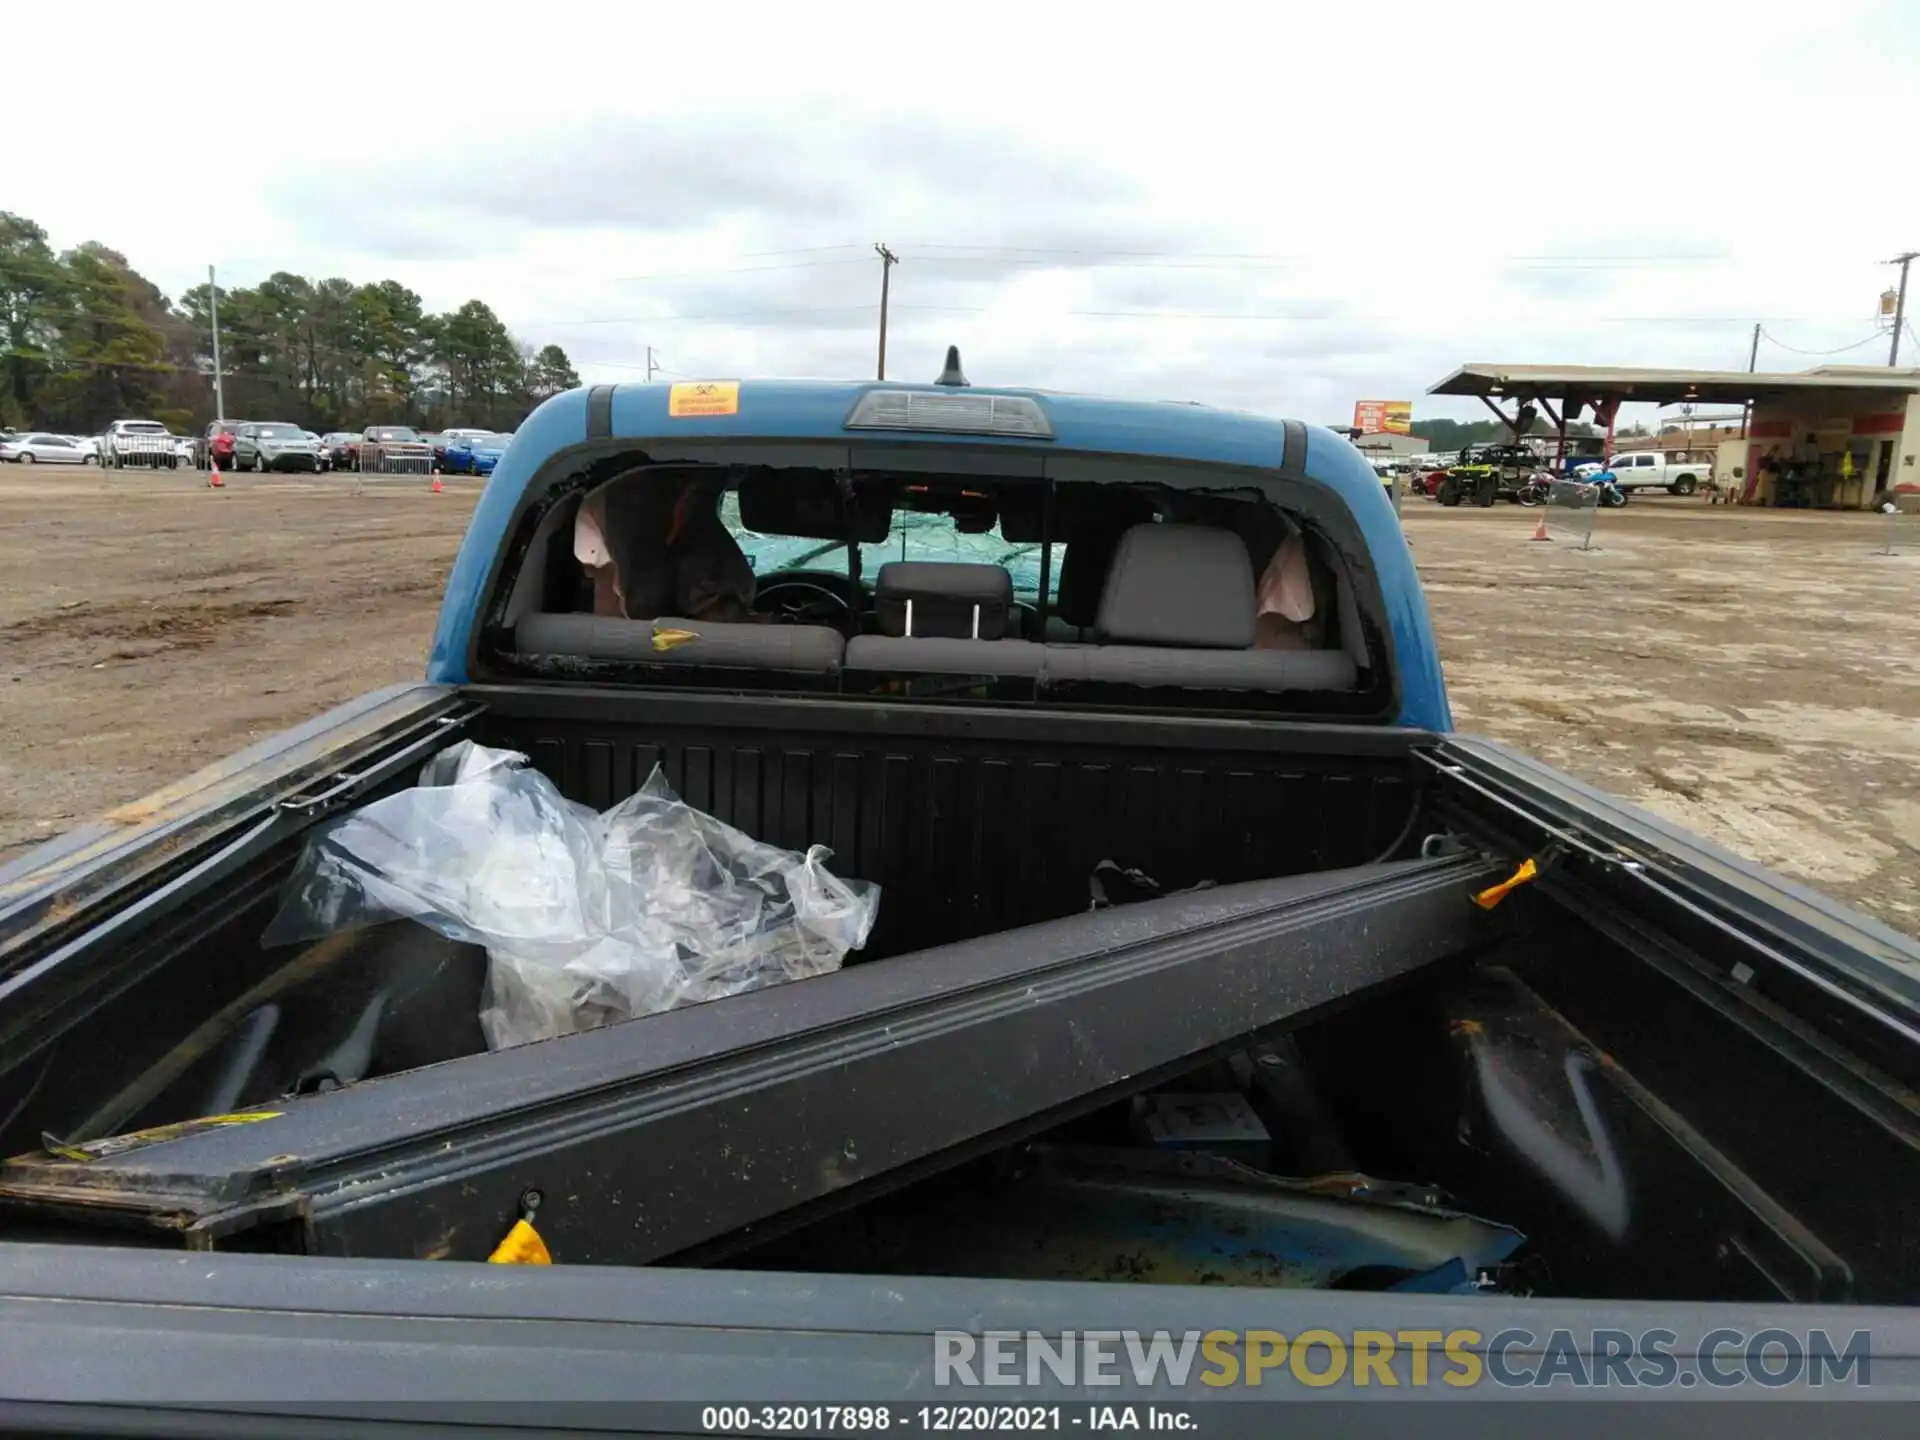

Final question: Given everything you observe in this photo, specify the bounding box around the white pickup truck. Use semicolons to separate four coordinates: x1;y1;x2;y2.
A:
1579;449;1712;495
99;418;181;470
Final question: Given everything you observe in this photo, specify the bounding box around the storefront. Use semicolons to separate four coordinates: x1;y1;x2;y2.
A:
1427;363;1920;511
1727;373;1920;508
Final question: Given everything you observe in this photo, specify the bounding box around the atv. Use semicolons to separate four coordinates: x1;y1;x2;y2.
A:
1435;442;1540;508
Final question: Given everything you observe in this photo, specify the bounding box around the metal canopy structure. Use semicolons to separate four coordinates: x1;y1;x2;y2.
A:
1426;363;1920;466
1429;362;1920;408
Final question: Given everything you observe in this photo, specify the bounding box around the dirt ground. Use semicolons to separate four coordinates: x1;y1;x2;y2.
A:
3;469;1916;934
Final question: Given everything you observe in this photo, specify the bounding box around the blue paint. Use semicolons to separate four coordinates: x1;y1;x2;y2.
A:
426;381;1452;730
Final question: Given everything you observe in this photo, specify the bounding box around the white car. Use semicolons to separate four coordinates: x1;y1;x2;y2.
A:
0;432;94;465
100;419;179;469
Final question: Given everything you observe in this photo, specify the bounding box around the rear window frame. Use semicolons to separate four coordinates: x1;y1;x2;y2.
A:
461;436;1405;726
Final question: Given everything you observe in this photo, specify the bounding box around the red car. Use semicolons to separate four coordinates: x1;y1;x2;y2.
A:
199;421;240;471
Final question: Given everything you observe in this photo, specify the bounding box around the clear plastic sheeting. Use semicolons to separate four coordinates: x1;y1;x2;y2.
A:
263;741;880;1050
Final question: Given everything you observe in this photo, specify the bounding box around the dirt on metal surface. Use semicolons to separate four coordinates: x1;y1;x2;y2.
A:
2;471;1916;935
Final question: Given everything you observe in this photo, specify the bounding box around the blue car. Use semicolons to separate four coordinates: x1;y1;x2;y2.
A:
443;432;512;475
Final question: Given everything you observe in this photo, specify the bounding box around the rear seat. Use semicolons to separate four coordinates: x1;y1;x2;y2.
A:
515;613;845;672
845;562;1046;677
1041;524;1359;692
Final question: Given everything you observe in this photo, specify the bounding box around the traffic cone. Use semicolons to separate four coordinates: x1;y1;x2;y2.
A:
208;462;223;489
1530;512;1550;541
430;471;444;494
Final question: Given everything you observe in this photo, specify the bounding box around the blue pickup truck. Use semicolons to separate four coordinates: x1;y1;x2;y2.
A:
1;360;1917;1427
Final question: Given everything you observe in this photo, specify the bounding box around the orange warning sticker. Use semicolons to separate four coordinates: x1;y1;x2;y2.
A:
668;381;740;418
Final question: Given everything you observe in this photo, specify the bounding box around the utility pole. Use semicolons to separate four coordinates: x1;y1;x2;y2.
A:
645;345;658;382
1737;321;1759;440
1887;252;1917;366
873;243;898;380
208;264;225;423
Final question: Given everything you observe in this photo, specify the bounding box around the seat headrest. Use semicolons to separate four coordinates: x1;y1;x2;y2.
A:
875;561;1013;640
1095;524;1256;649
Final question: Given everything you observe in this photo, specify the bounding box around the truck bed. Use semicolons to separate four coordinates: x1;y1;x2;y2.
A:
2;684;1919;1313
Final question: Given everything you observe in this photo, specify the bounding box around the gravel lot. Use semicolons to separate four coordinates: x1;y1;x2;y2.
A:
3;468;1916;933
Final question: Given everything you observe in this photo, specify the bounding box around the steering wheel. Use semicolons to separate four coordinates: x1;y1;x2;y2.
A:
754;577;854;625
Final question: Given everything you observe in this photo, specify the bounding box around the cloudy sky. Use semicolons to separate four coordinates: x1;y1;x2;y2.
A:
12;0;1919;426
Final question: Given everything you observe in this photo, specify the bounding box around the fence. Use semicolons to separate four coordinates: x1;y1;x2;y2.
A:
1880;500;1920;556
1542;477;1603;550
357;440;434;476
104;432;180;470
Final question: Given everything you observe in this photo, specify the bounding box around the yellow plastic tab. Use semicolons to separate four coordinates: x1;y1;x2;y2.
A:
487;1218;552;1265
652;626;698;652
1472;857;1539;910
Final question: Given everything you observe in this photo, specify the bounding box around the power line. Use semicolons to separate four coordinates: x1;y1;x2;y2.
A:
602;257;874;282
1757;326;1889;356
537;303;882;326
730;243;868;258
897;242;1731;266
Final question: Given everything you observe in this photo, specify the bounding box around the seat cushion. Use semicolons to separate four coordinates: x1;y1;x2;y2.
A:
515;613;844;672
1096;524;1257;649
1042;644;1357;692
845;635;1046;678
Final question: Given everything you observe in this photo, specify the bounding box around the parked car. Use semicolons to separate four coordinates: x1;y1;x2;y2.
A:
2;374;1916;1409
233;422;322;473
319;432;360;472
173;435;197;464
197;420;241;471
0;432;92;465
442;431;512;475
1604;450;1712;496
99;418;178;469
432;427;490;465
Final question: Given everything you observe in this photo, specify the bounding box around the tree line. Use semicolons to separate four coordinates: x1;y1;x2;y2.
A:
1407;415;1603;454
0;211;581;436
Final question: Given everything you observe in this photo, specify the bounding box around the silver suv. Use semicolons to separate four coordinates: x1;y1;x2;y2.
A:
234;422;321;473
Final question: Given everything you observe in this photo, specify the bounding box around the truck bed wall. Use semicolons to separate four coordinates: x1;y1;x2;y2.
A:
466;686;1428;959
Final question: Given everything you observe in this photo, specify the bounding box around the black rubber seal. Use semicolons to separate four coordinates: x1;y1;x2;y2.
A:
586;385;614;440
1280;419;1308;481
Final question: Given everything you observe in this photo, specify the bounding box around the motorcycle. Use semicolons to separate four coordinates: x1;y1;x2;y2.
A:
1518;470;1626;510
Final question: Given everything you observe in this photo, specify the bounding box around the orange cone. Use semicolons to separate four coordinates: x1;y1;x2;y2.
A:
1530;512;1549;541
430;472;444;494
208;463;223;489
